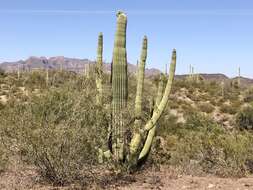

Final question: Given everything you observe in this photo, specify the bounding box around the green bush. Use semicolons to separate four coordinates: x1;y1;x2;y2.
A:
155;113;253;177
236;106;253;130
0;84;107;185
0;142;8;173
243;88;253;103
0;68;5;77
220;103;238;114
1;71;253;182
0;125;8;173
23;71;47;90
197;102;214;113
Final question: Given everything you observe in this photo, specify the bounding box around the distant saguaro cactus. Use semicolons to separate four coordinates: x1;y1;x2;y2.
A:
238;67;241;87
221;81;225;97
96;32;103;104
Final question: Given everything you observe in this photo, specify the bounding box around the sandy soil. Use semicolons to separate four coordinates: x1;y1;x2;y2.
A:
118;168;253;190
1;166;253;190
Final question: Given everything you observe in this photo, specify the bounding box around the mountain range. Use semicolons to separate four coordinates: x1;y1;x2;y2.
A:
1;56;253;87
0;56;160;77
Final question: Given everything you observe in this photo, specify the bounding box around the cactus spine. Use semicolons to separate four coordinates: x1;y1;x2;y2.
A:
111;11;128;161
96;32;103;104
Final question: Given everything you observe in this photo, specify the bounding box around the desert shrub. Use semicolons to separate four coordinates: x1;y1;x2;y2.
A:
0;102;5;110
220;103;237;114
243;88;253;103
168;97;180;109
180;102;198;116
0;124;9;172
0;68;5;77
199;93;212;102
155;113;253;177
51;70;77;87
0;84;107;185
23;71;47;90
236;106;253;130
197;102;214;113
202;81;220;97
0;142;8;173
187;92;201;102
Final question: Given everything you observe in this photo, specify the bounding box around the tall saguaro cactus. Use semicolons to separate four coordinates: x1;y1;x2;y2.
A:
111;11;128;161
96;32;103;104
97;11;177;168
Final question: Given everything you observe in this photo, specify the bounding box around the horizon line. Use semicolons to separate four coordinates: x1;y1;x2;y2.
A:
0;56;250;79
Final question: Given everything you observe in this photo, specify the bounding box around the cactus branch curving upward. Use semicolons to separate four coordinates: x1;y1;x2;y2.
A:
135;36;148;119
144;49;176;131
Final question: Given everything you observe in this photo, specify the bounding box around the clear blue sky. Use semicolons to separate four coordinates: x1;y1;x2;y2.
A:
0;0;253;77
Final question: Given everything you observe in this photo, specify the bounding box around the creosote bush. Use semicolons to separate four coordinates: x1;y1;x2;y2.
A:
0;142;8;173
197;102;214;113
0;80;107;185
155;113;253;177
236;105;253;130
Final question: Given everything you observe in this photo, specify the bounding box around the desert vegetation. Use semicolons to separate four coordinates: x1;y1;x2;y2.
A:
0;11;253;189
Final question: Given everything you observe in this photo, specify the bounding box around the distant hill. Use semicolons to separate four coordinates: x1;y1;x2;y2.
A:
175;73;229;82
0;56;160;77
1;56;253;86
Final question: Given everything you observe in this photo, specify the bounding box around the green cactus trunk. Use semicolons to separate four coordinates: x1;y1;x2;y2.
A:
96;32;103;104
112;11;128;161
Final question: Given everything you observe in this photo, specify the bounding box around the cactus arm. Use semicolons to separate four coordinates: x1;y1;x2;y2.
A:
111;11;128;161
134;36;148;118
138;75;164;161
129;49;176;168
144;49;176;131
96;32;103;104
155;74;164;109
128;36;148;164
